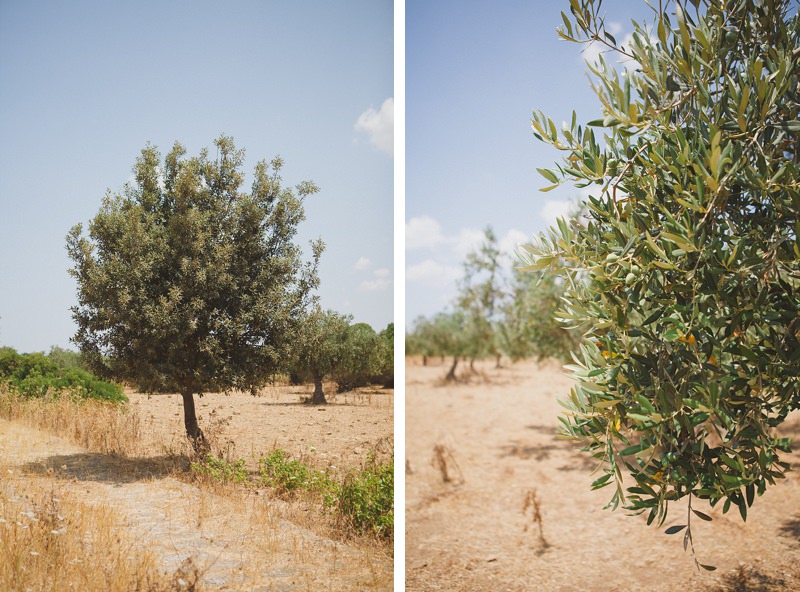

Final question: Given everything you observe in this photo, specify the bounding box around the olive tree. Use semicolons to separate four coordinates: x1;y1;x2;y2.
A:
456;227;506;368
522;0;800;568
67;135;322;451
498;268;582;363
425;311;470;382
376;322;394;388
293;308;350;405
333;322;384;392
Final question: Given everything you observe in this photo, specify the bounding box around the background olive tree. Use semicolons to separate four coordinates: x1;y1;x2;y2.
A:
292;308;349;405
67;135;322;451
292;311;391;403
522;0;800;568
456;227;506;369
332;322;384;393
406;227;582;378
497;268;582;363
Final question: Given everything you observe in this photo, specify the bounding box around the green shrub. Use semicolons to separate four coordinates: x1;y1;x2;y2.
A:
332;457;394;539
46;346;87;371
258;449;331;493
258;448;394;539
190;454;248;485
0;347;125;403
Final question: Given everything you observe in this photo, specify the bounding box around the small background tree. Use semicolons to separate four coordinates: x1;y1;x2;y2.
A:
498;268;582;363
376;323;394;388
333;322;384;393
67;135;322;450
292;309;349;405
456;227;505;369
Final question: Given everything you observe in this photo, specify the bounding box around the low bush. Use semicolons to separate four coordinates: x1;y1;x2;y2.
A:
0;347;125;403
259;448;394;539
334;456;394;538
191;454;248;486
258;449;332;494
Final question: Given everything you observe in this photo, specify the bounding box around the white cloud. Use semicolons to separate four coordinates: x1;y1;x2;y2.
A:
373;267;390;278
450;227;487;260
406;216;446;250
581;22;623;66
353;256;371;272
359;277;392;292
541;199;574;227
499;229;529;258
581;40;607;68
407;217;529;266
355;97;393;156
582;26;654;73
406;259;462;284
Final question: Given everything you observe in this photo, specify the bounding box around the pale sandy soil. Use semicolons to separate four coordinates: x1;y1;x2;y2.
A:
0;382;393;591
128;381;393;470
405;358;800;592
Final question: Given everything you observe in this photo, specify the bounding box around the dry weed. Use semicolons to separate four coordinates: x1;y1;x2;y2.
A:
431;443;464;485
521;488;551;555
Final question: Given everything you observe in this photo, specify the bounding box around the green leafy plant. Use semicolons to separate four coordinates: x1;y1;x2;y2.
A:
258;448;393;539
522;0;800;570
334;456;394;539
258;449;328;493
0;347;125;403
190;454;248;485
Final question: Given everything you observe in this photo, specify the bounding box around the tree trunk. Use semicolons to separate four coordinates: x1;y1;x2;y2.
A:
311;375;327;405
495;353;502;369
445;356;459;382
422;355;428;367
181;391;208;454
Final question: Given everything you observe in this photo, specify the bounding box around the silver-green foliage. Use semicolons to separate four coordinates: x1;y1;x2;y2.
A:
67;135;322;398
521;0;800;557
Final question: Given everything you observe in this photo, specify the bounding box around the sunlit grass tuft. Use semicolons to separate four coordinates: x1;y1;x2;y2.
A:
0;470;204;591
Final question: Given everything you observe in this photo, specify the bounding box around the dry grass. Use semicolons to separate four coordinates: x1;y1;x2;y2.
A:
0;389;392;592
0;389;145;457
0;469;204;592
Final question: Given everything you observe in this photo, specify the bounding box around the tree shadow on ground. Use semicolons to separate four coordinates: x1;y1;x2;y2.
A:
779;514;800;544
19;452;188;485
525;424;560;436
500;442;562;461
500;424;585;464
710;564;791;592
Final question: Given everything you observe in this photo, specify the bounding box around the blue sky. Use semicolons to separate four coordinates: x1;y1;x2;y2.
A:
406;0;653;325
0;0;393;353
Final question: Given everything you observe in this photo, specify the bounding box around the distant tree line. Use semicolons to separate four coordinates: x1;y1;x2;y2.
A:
405;227;582;380
291;310;393;404
1;313;393;409
0;346;126;402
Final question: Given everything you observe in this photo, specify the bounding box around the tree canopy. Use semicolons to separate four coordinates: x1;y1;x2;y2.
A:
67;135;322;449
522;0;800;568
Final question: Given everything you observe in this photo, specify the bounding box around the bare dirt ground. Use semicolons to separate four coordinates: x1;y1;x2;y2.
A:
128;382;393;470
405;358;800;592
0;382;393;591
